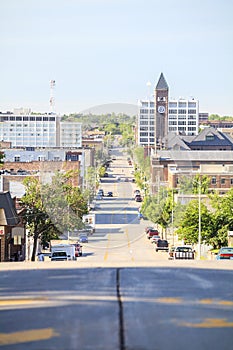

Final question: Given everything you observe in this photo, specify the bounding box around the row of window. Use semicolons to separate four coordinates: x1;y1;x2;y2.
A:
139;138;155;143
169;115;197;120
168;127;197;131
141;102;155;107
2;124;56;128
169;121;197;125
140;121;155;125
139;132;155;137
169;109;197;114
140;109;155;114
176;177;233;186
1;116;56;121
169;102;197;108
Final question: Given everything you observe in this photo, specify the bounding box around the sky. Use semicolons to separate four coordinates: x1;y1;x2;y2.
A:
0;0;233;116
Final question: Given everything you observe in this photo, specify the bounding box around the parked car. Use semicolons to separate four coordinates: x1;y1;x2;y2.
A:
151;235;161;244
145;226;154;234
147;228;159;239
173;246;195;260
135;195;142;202
216;247;233;260
98;189;104;196
155;239;169;252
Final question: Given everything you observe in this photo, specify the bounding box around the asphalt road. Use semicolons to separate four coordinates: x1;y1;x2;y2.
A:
1;147;233;349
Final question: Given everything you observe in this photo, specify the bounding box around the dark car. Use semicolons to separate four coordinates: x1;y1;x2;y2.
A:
155;239;169;252
135;195;142;202
216;247;233;260
107;191;113;197
145;226;154;233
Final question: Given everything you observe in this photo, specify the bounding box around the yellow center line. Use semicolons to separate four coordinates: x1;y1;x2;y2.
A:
179;318;233;328
0;328;59;346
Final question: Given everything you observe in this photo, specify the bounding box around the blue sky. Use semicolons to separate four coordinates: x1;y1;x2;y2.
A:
0;0;232;115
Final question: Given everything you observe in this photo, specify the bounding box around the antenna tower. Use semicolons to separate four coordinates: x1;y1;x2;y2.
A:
50;80;56;112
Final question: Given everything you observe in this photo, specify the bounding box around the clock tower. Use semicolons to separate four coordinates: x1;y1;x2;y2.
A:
154;72;169;150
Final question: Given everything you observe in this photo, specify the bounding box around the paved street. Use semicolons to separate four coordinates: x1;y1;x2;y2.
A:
0;148;233;349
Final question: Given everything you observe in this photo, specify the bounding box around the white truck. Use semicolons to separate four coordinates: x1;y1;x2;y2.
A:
50;243;76;261
82;213;96;233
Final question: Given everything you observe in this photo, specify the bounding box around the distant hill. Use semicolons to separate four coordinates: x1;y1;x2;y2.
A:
80;103;138;116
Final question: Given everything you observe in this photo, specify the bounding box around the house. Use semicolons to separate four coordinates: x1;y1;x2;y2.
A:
0;191;22;262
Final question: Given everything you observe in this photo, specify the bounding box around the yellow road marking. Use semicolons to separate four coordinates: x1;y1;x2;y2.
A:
125;227;130;248
179;318;233;328
0;328;59;346
156;297;182;304
0;298;47;306
104;234;110;261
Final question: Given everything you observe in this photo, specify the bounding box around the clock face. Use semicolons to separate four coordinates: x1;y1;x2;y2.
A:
158;105;165;113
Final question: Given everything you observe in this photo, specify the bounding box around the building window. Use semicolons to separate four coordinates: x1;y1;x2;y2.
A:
221;178;225;185
14;156;20;162
178;109;186;114
169;102;177;108
178;102;187;108
188;102;197;108
206;135;214;140
230;179;233;185
211;177;216;185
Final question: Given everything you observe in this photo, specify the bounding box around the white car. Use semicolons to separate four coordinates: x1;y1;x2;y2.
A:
150;235;161;244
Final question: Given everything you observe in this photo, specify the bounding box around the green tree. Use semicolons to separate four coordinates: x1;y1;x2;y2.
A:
192;174;210;194
21;177;59;261
21;171;88;261
208;190;233;248
176;200;214;244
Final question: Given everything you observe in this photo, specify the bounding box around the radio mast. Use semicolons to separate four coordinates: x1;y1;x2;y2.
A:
49;80;56;112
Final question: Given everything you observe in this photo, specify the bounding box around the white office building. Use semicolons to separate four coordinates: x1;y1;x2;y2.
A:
0;113;83;148
168;98;199;135
59;121;82;148
137;97;199;146
137;99;155;146
0;113;59;147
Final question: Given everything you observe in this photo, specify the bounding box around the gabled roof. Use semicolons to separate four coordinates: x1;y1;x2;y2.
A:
155;72;169;90
156;150;233;162
185;127;233;147
167;132;190;150
0;191;19;226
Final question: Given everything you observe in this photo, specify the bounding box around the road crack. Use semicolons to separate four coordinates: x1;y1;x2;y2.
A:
117;268;126;350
